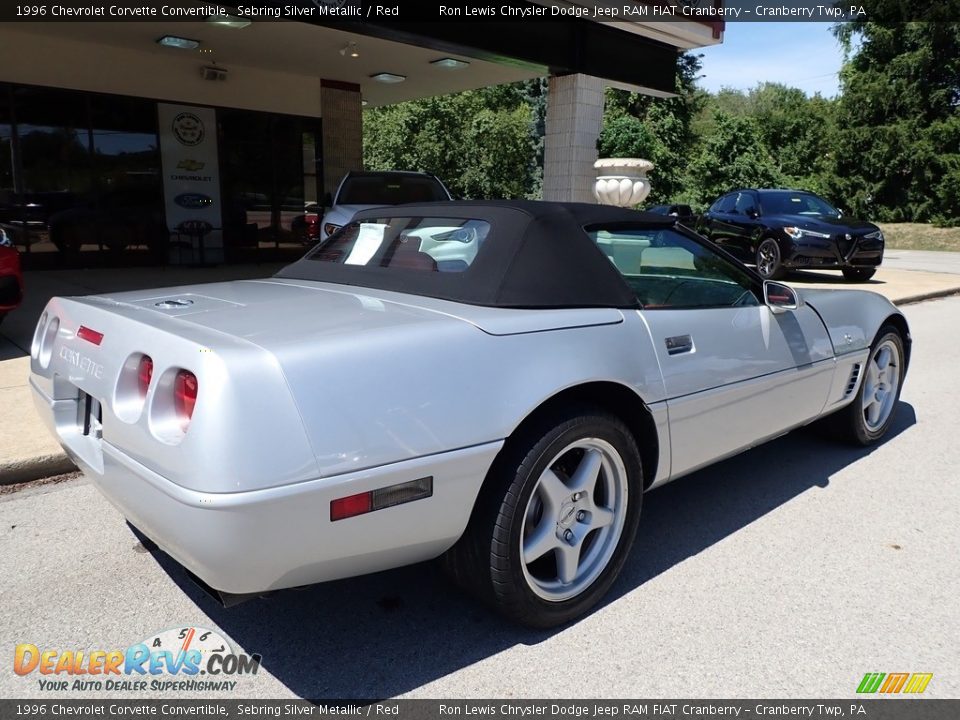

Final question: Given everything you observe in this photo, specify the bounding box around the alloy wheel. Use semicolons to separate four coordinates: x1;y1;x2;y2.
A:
757;239;781;278
862;338;901;432
519;438;628;602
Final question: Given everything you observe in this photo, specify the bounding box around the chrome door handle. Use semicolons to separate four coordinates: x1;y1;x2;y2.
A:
665;334;694;355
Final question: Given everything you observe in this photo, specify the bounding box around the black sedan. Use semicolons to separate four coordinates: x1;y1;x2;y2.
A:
646;203;698;228
696;189;884;281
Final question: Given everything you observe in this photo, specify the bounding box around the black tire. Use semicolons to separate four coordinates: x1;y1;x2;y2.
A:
442;407;643;628
842;267;877;282
756;237;786;280
825;325;906;446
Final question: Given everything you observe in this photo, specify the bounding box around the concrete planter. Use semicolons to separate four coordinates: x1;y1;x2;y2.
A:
593;158;654;207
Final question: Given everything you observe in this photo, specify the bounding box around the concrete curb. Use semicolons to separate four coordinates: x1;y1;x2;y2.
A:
893;286;960;305
0;453;77;486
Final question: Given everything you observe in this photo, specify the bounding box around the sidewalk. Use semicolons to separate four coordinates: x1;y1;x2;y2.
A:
785;266;960;304
2;262;960;485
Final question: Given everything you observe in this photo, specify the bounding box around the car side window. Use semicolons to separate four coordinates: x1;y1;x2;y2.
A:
589;227;760;310
734;192;758;216
712;194;735;213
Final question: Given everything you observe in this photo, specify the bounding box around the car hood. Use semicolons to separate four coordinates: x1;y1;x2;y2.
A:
322;204;386;226
763;214;880;234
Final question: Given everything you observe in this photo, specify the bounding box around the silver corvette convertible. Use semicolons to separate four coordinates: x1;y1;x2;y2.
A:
30;200;910;627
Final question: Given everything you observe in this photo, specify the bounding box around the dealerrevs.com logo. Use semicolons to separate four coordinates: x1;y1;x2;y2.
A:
14;626;261;692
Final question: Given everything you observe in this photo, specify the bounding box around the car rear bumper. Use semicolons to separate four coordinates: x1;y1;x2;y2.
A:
783;235;884;269
31;379;500;595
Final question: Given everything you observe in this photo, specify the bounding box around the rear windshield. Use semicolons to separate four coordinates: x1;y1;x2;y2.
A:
337;175;448;205
307;217;491;273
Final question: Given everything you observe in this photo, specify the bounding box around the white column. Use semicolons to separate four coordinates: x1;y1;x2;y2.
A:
542;74;606;203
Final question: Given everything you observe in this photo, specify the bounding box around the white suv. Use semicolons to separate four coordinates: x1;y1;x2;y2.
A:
320;171;452;241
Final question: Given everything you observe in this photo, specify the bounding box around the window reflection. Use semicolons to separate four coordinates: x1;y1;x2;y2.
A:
0;82;320;268
219;108;318;260
2;86;164;264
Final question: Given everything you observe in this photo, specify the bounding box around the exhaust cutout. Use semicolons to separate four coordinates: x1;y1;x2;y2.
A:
184;569;274;608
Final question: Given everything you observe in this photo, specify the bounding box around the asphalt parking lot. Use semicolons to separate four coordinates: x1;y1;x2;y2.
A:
1;296;958;701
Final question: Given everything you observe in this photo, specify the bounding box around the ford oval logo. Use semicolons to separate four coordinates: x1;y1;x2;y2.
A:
174;193;213;210
155;299;194;309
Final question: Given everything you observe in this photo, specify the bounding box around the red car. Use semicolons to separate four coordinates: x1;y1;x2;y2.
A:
0;229;24;325
290;202;321;244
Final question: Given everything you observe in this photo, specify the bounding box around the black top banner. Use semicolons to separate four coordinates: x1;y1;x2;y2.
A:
2;0;957;23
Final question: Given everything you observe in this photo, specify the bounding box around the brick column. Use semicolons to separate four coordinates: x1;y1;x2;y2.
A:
542;74;605;203
320;80;363;198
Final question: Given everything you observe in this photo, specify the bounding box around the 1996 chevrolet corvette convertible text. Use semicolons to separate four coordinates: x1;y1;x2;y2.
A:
30;201;910;627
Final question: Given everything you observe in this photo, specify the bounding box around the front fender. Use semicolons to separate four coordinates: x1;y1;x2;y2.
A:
800;288;907;356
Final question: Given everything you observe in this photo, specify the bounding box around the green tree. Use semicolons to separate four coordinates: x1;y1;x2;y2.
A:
748;83;836;191
831;20;960;223
599;52;705;204
461;106;535;199
690;83;838;201
689;111;784;206
363;83;538;200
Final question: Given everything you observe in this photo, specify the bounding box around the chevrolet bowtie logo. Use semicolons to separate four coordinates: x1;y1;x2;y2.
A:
176;159;205;172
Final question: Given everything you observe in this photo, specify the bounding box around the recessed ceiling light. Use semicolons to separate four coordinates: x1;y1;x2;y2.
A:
157;35;200;50
370;72;406;84
340;42;359;58
207;14;251;29
430;57;470;70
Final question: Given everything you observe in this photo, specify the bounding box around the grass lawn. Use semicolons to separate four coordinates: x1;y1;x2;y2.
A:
878;223;960;252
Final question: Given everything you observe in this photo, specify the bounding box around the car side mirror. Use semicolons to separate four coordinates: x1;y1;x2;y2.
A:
763;281;801;313
747;208;760;219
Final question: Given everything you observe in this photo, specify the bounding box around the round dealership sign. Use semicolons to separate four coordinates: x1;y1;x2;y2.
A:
172;112;205;147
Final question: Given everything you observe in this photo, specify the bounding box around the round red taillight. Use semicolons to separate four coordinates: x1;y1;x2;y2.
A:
174;370;198;430
137;356;153;398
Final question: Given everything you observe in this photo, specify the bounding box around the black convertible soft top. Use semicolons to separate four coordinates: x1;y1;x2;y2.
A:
276;200;675;309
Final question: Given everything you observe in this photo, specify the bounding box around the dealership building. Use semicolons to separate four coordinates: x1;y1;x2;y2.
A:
0;4;722;269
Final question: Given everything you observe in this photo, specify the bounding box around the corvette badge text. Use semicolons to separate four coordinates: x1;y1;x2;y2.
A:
59;346;104;380
13;627;261;693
